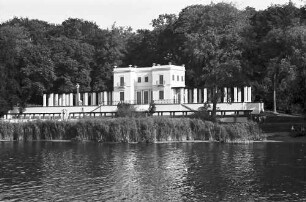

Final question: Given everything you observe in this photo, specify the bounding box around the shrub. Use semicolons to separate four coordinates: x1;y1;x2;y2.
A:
189;103;215;122
116;102;137;117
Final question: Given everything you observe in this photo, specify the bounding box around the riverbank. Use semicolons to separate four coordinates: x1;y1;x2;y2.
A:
259;112;305;143
0;117;264;143
265;132;306;143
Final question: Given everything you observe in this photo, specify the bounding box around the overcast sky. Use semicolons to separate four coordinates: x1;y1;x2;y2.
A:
0;0;305;30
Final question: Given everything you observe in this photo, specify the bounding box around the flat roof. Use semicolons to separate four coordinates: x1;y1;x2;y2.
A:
113;64;185;73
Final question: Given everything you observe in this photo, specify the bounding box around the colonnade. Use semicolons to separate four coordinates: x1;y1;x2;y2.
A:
185;86;252;104
43;86;251;107
43;92;113;107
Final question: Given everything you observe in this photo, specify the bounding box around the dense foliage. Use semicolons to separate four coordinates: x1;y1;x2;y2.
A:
0;118;263;142
1;2;305;116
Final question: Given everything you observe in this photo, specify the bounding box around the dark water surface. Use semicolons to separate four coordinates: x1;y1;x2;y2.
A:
0;141;305;201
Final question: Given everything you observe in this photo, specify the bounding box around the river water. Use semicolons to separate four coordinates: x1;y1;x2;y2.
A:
0;141;305;201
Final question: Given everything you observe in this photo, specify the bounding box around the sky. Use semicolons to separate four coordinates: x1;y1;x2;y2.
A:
0;0;305;30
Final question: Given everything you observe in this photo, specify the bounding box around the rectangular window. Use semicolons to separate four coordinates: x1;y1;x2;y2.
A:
177;75;179;81
181;76;184;81
120;92;124;101
145;76;148;82
159;90;164;100
144;91;149;104
172;75;175;80
159;75;163;85
137;92;141;104
120;77;124;86
138;77;141;83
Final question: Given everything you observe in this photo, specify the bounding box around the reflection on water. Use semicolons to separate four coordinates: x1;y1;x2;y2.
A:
0;142;305;201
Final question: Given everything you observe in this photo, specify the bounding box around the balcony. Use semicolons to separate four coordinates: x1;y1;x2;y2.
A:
155;80;165;87
117;82;126;88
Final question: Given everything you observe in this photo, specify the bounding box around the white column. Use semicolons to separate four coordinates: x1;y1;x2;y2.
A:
84;93;88;106
237;87;242;102
49;93;54;106
104;92;108;105
58;94;62;106
180;88;184;104
69;93;73;106
243;87;248;102
92;92;97;105
54;94;58;106
203;88;207;103
234;87;238;102
43;94;47;107
62;94;66;106
184;89;188;103
193;88;197;103
224;87;228;103
248;86;252;102
65;94;69;106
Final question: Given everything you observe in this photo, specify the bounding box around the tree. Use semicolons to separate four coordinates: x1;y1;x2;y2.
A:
173;3;247;119
285;25;306;114
49;36;94;93
20;44;56;104
266;58;296;113
248;2;301;112
91;25;132;91
0;24;30;113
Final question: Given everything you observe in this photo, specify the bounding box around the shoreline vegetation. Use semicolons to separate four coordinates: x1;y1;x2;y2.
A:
0;117;264;143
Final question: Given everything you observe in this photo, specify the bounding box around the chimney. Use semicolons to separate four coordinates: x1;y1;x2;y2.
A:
114;66;117;69
182;64;185;67
129;65;132;67
152;63;156;66
157;64;160;66
168;62;172;65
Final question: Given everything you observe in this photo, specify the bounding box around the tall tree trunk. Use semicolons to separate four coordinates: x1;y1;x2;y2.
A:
211;86;218;122
273;73;277;114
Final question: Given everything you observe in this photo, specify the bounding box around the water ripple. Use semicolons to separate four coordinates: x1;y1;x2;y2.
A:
0;142;305;201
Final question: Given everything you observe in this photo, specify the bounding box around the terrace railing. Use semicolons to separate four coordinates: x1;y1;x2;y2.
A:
3;109;253;120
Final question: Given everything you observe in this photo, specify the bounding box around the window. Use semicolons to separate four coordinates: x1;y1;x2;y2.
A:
120;92;124;101
159;75;163;85
138;77;141;83
144;91;149;104
177;75;179;81
120;77;124;86
137;92;141;104
181;76;184;81
145;76;148;82
172;75;175;81
159;90;164;100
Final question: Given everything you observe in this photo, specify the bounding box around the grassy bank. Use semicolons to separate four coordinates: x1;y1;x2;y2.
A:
259;112;305;133
0;117;264;143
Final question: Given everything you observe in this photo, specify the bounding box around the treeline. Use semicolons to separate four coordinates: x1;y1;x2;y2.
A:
1;2;306;116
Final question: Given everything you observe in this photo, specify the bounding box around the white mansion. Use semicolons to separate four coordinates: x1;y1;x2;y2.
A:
113;63;186;104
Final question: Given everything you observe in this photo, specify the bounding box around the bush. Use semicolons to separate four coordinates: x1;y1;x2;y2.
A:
116;102;147;118
189;103;215;122
148;101;156;116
